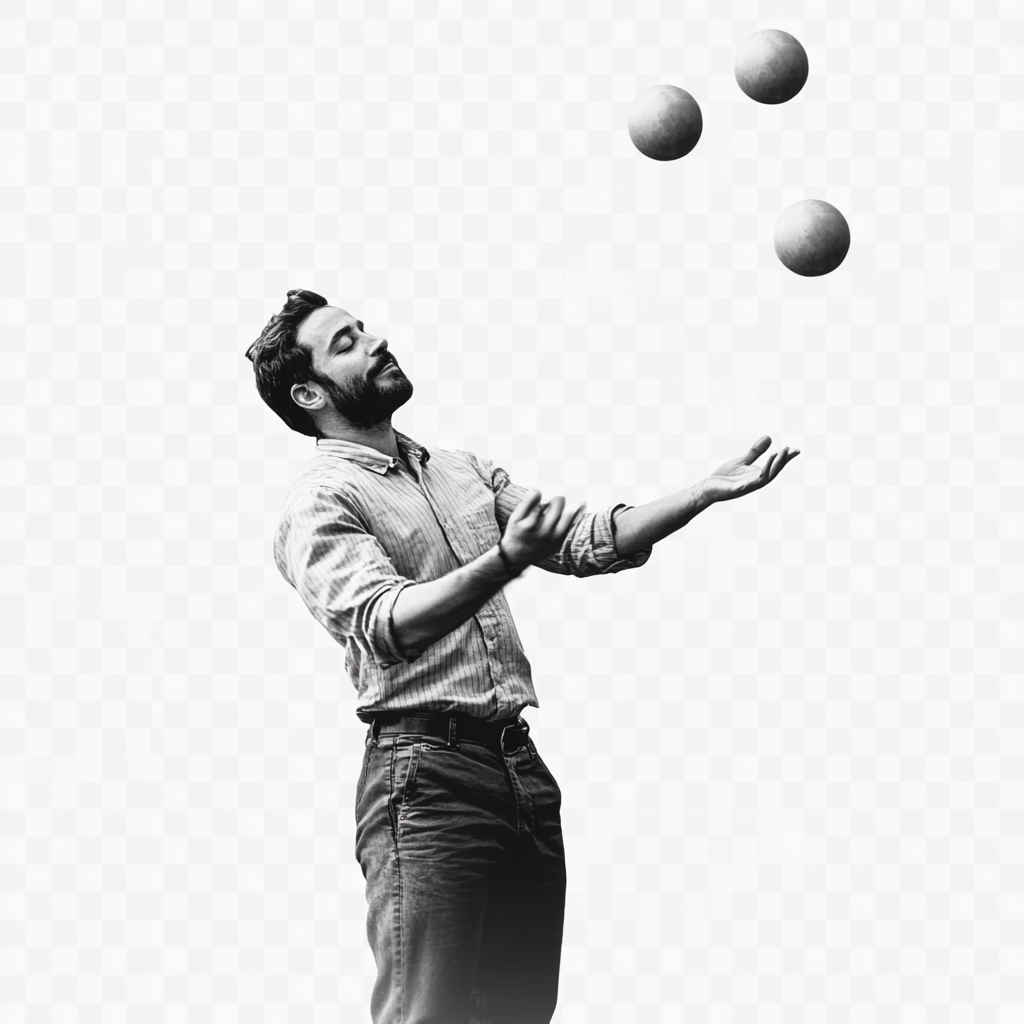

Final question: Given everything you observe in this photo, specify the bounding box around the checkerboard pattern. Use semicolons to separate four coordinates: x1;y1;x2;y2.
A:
3;0;1021;1021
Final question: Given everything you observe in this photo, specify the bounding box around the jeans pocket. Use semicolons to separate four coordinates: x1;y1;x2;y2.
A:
530;742;563;802
392;742;423;838
355;743;373;806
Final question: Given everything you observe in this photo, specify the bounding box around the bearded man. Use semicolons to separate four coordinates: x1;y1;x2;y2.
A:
245;288;799;1024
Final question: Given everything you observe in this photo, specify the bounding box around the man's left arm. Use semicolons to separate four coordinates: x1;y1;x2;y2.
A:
612;435;801;555
610;482;710;557
469;435;800;568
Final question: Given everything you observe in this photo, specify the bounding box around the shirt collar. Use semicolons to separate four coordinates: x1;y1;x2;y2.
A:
314;430;431;475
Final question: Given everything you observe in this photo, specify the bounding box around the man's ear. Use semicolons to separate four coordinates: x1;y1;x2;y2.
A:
290;381;322;413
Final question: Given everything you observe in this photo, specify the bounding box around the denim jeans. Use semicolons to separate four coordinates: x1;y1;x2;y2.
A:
354;724;566;1024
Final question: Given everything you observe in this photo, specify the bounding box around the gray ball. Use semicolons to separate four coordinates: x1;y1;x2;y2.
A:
734;29;809;104
774;200;850;277
627;84;703;161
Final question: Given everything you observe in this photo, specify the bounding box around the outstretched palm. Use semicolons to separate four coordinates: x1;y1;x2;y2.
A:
701;435;800;504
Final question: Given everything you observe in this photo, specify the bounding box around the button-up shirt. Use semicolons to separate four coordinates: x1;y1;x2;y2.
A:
274;431;653;720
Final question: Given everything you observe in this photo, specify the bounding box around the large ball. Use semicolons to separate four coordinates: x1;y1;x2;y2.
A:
773;200;850;276
734;29;809;104
627;84;703;161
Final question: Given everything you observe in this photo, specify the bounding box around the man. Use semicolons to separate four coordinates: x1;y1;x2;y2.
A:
245;289;799;1024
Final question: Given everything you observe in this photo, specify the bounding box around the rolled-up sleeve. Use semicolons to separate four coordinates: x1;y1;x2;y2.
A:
471;456;653;577
274;487;422;666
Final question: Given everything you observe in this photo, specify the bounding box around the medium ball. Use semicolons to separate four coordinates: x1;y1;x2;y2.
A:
627;84;703;161
773;200;850;277
734;29;809;104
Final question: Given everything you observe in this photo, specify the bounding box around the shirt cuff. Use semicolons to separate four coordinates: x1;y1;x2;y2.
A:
371;579;425;666
595;503;653;573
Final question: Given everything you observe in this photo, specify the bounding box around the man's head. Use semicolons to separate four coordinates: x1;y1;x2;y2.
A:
245;289;413;437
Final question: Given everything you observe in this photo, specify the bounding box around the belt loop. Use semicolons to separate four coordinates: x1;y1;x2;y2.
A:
447;715;457;748
519;717;535;759
371;716;382;746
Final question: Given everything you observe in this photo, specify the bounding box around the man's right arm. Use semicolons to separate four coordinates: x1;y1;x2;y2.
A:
391;490;578;658
390;544;520;658
277;486;576;664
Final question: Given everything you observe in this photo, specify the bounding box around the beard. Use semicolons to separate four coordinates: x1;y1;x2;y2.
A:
313;360;414;429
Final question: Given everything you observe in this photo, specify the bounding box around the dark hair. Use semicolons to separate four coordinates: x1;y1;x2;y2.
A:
245;289;329;437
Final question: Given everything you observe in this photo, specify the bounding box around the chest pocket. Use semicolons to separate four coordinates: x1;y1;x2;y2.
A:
463;501;502;557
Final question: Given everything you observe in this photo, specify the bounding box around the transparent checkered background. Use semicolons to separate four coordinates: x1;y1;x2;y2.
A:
2;0;1022;1020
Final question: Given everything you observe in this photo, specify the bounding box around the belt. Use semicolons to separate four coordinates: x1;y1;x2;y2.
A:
368;711;531;756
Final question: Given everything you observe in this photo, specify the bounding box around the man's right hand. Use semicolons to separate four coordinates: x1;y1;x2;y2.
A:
499;490;582;569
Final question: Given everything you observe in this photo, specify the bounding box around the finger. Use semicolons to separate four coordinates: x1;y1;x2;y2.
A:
774;447;796;478
509;489;543;524
759;451;778;482
540;495;566;533
521;504;544;528
742;435;772;465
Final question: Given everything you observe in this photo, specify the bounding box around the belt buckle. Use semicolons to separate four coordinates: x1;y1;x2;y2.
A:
500;717;529;755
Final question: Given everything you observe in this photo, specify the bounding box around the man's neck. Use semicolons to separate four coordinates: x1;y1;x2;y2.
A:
319;421;399;459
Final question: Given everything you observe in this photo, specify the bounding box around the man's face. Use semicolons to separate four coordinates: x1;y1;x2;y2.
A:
294;306;413;428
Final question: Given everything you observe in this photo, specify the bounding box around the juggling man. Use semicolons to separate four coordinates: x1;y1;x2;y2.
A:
246;289;800;1024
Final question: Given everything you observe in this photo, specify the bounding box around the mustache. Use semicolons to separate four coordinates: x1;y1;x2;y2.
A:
373;357;399;377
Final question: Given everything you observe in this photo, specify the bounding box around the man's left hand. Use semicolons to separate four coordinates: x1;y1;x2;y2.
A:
699;435;801;504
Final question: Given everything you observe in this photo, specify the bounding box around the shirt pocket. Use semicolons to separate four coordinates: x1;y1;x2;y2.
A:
463;501;502;556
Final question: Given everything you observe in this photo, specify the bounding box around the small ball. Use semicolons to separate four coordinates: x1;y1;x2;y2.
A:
734;29;809;104
627;84;703;161
773;200;851;277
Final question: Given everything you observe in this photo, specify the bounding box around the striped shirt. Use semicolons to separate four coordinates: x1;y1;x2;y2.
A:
274;431;653;721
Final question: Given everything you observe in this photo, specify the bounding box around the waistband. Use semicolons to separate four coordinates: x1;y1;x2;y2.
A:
365;711;531;755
